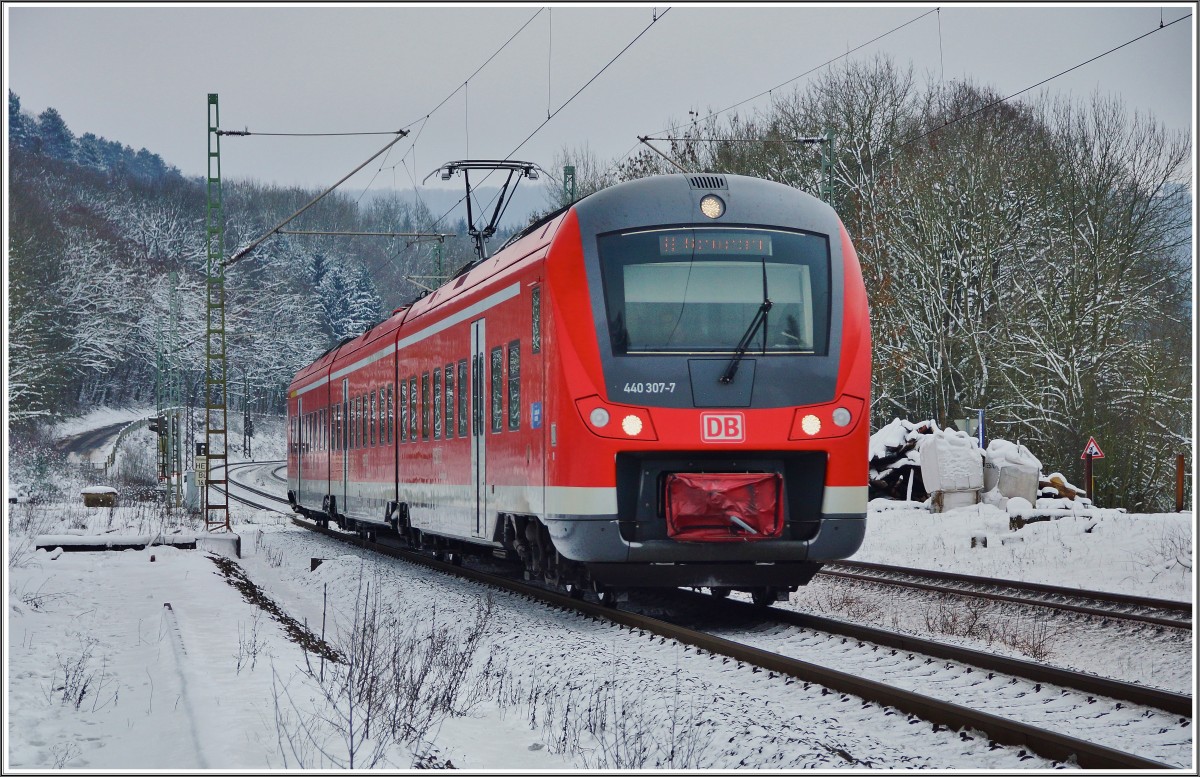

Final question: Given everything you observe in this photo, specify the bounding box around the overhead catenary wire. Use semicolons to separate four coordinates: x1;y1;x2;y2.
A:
429;7;672;235
216;129;407;137
892;12;1192;153
606;7;937;181
629;11;1190;181
224;130;409;268
505;8;670;162
644;8;937;139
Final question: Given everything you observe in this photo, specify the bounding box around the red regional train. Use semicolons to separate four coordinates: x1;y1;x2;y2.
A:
287;172;871;605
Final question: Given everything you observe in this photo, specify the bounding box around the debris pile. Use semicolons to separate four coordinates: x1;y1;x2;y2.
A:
868;418;937;502
869;419;1095;512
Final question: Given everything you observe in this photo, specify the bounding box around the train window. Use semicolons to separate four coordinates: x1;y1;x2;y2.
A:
369;390;376;447
354;397;361;449
386;383;394;445
490;346;504;433
507;340;520;431
531;286;541;354
433;370;443;440
444;365;455;440
421;372;430;441
400;379;409;443
409;378;418;441
457;360;468;438
598;228;830;356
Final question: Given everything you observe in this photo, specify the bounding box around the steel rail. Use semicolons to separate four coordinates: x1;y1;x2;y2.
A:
227;480;1188;711
289;515;1174;770
211;461;290;509
832;560;1192;612
821;561;1191;630
678;591;1192;716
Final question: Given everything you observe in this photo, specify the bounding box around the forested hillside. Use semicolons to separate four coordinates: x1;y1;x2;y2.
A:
8;91;479;425
6;58;1193;510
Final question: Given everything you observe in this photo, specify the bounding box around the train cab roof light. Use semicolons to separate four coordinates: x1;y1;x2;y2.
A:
700;194;725;219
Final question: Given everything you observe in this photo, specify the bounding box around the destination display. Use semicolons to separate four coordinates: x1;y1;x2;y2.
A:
659;232;773;256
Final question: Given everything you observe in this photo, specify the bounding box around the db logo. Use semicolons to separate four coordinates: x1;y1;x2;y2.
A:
702;412;744;442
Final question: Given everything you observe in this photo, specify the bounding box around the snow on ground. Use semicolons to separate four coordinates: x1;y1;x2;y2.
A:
4;414;1195;770
4;507;1060;770
50;406;151;440
856;500;1194;603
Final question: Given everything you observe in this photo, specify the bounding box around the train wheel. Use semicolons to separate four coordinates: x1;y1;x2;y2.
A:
710;587;731;599
599;589;618;608
750;588;776;607
564;583;586;600
449;552;463;567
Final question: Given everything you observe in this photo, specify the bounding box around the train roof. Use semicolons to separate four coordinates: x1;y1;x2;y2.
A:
399;209;568;328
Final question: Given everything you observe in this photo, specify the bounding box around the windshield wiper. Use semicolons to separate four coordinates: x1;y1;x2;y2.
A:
720;257;771;385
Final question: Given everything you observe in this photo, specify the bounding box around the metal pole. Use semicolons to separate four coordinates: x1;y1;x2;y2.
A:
225;130;409;268
636;136;689;174
1176;454;1185;512
1084;453;1093;503
563;164;576;202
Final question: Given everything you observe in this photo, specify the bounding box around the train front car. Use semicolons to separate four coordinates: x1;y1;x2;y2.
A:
544;173;871;603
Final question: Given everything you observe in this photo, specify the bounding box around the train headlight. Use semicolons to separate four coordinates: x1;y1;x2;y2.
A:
832;407;852;427
589;408;610;428
621;414;643;436
801;414;821;435
699;194;725;219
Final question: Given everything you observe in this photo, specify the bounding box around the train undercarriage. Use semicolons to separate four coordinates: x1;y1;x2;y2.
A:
290;495;800;607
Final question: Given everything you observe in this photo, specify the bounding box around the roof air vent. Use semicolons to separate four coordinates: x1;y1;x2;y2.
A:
688;175;728;190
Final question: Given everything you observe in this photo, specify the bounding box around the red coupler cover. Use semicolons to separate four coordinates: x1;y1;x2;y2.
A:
665;472;784;542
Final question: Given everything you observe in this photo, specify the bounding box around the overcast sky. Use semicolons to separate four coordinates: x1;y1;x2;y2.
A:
5;3;1195;193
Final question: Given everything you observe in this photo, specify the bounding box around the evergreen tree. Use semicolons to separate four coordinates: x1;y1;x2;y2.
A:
8;91;35;150
35;107;74;160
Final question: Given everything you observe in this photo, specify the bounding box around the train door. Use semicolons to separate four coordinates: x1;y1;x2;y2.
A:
470;319;487;537
340;378;349;515
297;397;303;502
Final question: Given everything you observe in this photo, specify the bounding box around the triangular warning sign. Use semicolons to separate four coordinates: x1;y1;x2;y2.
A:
1080;437;1105;459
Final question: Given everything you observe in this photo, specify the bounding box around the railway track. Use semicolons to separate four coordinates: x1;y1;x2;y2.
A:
820;560;1192;630
212;460;291;511
285;514;1181;769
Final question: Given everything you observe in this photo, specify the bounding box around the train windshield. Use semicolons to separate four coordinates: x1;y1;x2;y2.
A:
598;227;830;355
